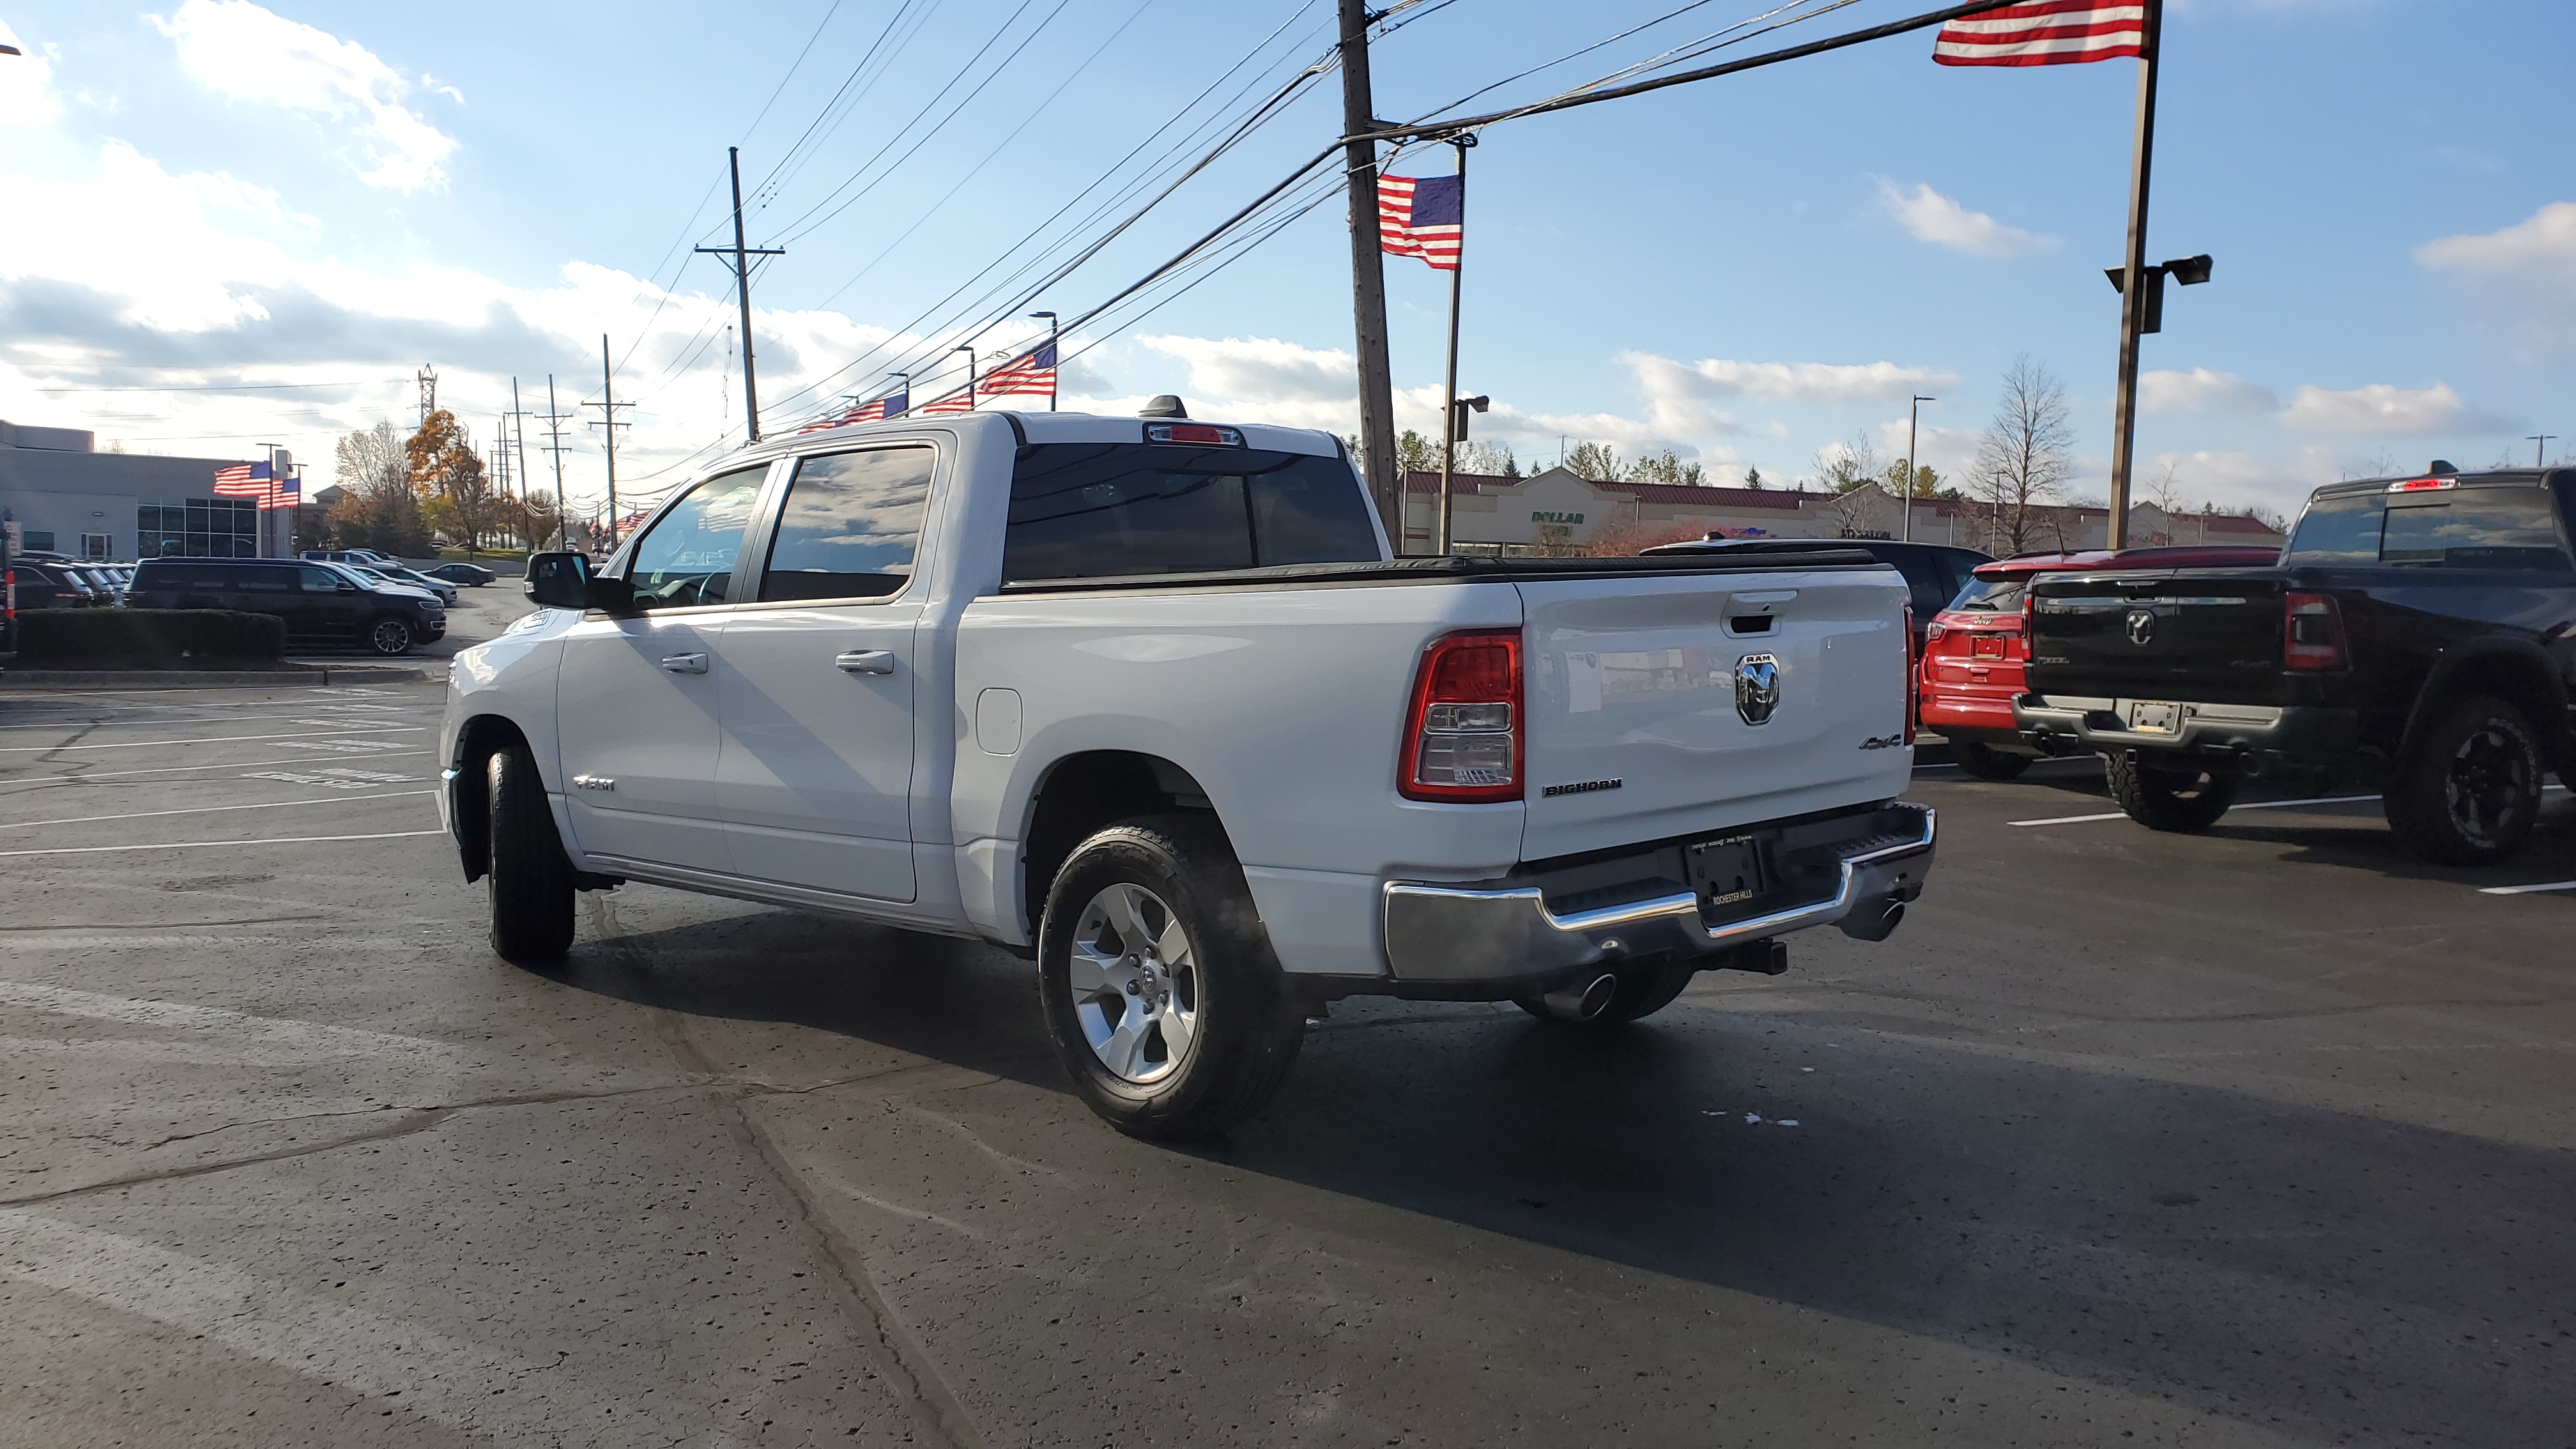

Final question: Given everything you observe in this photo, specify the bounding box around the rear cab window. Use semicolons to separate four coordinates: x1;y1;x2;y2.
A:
1002;441;1379;583
2285;485;2572;570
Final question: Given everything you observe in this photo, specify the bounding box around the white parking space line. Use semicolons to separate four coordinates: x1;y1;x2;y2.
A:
0;980;472;1067
0;726;422;753
2011;793;2383;828
0;748;434;788
0;710;401;732
2480;880;2576;896
1;792;431;831
0;829;445;859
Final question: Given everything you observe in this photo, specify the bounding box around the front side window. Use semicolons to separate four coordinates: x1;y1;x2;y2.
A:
625;466;769;610
300;566;344;593
1003;443;1378;583
759;447;934;602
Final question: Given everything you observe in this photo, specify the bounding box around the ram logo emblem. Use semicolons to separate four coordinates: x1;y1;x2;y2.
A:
2126;608;2158;646
1735;654;1781;726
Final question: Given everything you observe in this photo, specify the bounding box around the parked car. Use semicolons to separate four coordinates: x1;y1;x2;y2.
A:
2016;463;2575;863
425;562;498;586
1923;546;2284;778
443;408;1938;1138
349;562;460;606
128;557;446;655
1644;535;1993;650
301;548;401;568
5;560;90;610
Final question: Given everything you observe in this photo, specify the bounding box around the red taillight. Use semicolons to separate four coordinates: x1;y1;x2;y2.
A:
1924;620;1948;645
2284;591;2346;671
1399;629;1521;802
2388;477;2456;493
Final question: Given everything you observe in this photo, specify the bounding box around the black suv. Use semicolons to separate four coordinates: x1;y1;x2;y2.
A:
126;557;446;656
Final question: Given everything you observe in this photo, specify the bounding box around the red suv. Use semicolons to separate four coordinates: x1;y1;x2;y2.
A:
1919;546;2281;778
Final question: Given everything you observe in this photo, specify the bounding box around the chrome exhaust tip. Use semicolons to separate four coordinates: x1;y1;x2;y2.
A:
1540;972;1621;1021
1837;898;1906;943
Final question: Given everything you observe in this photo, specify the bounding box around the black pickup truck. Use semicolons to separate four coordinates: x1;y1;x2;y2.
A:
2014;464;2575;864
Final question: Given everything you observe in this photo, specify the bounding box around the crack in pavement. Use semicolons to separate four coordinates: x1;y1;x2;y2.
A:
594;892;984;1449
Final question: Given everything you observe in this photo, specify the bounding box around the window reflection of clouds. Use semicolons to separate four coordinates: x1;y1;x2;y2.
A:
629;466;767;606
770;448;933;578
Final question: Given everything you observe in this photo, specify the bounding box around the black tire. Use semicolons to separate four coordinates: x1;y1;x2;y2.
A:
1513;962;1697;1025
1955;740;2032;781
486;743;575;962
1038;815;1304;1140
2104;751;2239;832
2382;694;2545;866
364;615;415;656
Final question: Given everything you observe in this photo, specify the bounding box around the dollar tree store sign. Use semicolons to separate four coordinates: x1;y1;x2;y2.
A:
1531;510;1585;524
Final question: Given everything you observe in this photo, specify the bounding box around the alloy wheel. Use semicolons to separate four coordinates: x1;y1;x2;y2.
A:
1064;882;1200;1085
2442;724;2532;847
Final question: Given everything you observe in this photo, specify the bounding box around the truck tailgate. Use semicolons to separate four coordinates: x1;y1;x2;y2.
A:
2027;571;2287;705
1517;569;1912;861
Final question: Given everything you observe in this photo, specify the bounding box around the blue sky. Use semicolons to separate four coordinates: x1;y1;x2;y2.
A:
1;0;2570;523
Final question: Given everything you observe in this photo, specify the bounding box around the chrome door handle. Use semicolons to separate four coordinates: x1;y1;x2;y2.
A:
835;650;895;675
659;652;709;674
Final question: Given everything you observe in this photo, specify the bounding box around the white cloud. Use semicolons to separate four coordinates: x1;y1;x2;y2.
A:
1133;334;1353;403
1874;180;2051;257
1622;353;1957;406
2279;382;2520;437
151;0;457;191
2140;367;2278;415
2418;201;2576;290
0;22;63;128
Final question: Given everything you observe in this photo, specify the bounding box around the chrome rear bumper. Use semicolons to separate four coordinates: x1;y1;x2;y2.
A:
1380;804;1935;986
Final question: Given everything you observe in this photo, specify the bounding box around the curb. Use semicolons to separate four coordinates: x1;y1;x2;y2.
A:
0;666;431;689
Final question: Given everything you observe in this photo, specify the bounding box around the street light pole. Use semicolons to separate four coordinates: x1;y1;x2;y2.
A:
1434;133;1474;556
1904;394;1935;543
2531;434;2557;468
1029;311;1057;411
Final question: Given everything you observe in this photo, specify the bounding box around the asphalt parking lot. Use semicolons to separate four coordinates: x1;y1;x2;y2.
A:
2;664;2570;1445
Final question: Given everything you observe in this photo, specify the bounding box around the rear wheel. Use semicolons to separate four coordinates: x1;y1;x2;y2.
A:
1038;815;1304;1140
1954;740;2032;780
2383;694;2543;866
2104;751;2239;832
486;743;574;962
364;615;415;656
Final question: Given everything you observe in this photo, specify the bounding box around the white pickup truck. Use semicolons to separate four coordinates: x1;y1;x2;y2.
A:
440;403;1935;1137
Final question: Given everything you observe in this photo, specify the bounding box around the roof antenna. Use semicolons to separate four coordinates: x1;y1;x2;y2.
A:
2426;459;2458;474
1139;395;1188;419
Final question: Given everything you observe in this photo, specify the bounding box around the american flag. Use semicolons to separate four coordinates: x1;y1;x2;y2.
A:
797;386;909;434
215;460;302;509
1933;2;2145;66
975;341;1057;399
916;387;975;415
1378;174;1462;271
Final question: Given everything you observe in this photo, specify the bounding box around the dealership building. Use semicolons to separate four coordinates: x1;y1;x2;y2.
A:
0;419;284;560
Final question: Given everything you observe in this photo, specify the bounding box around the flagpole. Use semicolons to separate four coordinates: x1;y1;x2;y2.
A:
1435;135;1471;556
2106;0;2163;551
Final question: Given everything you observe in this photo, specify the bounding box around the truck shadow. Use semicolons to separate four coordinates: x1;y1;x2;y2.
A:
1228;999;2572;1446
2208;793;2576;888
534;898;2569;1445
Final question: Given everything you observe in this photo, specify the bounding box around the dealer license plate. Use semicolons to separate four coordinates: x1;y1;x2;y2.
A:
2127;700;2179;733
1688;835;1768;907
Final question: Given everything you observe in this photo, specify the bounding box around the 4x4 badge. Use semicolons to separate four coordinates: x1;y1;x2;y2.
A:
1735;654;1781;726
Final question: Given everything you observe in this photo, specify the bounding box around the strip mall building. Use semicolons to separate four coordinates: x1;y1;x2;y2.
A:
1399;466;2285;557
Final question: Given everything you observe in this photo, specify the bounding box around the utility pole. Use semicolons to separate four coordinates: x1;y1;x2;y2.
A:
2530;434;2557;468
415;364;438;427
1434;134;1473;555
1338;0;1400;543
2104;0;2165;551
696;148;785;442
507;378;534;505
1903;394;1936;542
540;374;574;549
581;336;634;550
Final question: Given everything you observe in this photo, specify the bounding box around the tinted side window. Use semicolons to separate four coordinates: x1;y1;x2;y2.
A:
759;447;934;602
626;466;768;610
2284;495;2385;565
300;566;344;593
233;565;296;594
1003;444;1377;583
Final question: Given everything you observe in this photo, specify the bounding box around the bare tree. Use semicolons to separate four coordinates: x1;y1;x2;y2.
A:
1627;448;1705;486
1970;356;2073;555
1563;441;1623;481
1813;434;1880;494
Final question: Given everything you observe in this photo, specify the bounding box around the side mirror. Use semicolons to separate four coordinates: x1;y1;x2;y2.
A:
525;551;637;614
336;582;358;593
